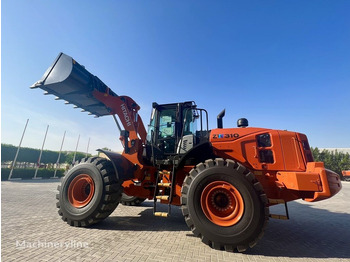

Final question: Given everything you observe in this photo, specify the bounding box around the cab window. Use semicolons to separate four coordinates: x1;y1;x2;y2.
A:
146;108;156;143
183;109;198;135
159;109;176;138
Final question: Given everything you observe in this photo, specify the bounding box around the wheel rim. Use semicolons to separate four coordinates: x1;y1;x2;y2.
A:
68;174;95;208
200;181;244;227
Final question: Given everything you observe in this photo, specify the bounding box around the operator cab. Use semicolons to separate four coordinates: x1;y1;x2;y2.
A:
145;101;209;165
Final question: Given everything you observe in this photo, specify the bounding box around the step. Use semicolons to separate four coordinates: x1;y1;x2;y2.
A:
268;198;285;204
154;212;169;217
156;195;169;201
157;183;171;187
269;214;288;220
159;171;171;175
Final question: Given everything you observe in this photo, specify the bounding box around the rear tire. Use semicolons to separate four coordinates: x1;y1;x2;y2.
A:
181;158;269;252
120;193;146;206
56;157;123;227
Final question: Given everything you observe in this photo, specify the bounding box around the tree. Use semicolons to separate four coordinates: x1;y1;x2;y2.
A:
1;144;91;166
64;152;88;164
311;147;350;178
1;144;60;164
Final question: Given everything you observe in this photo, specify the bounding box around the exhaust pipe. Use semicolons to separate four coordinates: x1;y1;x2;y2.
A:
217;109;225;128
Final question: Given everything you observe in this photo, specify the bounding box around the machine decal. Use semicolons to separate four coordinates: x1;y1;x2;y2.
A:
121;103;132;127
213;133;239;139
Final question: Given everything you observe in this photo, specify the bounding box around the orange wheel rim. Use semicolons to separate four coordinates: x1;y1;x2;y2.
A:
68;174;95;208
200;181;244;227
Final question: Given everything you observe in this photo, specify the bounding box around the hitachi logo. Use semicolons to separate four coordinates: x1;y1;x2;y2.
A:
121;104;132;127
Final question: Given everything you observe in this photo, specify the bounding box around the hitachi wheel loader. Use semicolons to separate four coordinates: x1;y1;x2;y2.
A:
31;53;342;252
343;171;350;181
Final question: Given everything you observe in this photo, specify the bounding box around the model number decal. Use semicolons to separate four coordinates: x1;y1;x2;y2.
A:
213;133;239;139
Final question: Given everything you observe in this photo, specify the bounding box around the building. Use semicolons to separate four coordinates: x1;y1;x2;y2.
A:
318;148;350;155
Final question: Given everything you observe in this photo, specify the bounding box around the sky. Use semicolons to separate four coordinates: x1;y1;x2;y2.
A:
2;1;350;155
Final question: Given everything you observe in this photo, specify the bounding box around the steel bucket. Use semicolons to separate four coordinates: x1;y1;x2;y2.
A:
31;53;117;117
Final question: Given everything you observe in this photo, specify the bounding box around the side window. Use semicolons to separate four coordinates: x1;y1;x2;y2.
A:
257;133;274;164
159;109;176;138
146;109;156;143
183;109;198;135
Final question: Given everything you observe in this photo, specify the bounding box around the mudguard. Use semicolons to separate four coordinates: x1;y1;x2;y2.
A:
97;149;135;181
177;142;214;168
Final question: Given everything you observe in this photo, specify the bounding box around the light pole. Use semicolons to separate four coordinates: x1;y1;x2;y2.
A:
8;119;29;180
33;125;49;179
52;131;66;178
72;134;80;164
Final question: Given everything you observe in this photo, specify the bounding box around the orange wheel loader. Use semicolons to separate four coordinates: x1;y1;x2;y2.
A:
342;171;350;181
31;53;342;252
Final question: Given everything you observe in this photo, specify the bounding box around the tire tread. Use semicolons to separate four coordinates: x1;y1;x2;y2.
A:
57;157;123;227
181;158;269;252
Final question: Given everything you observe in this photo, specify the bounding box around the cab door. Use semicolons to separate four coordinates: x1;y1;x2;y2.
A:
156;105;178;154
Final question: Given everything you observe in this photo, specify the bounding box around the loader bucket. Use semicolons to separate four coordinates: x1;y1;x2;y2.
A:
30;52;117;117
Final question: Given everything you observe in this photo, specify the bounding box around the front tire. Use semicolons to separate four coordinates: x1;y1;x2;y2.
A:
181;158;269;252
56;157;123;227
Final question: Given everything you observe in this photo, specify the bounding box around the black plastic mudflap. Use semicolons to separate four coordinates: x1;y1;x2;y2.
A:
97;149;135;181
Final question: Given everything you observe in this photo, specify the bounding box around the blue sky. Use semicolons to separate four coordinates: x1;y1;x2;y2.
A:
2;1;350;154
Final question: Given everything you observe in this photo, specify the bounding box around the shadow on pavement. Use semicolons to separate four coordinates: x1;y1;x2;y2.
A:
91;203;188;232
248;201;350;259
93;201;350;259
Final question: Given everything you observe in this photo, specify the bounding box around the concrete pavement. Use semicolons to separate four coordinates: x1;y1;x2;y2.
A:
2;180;350;261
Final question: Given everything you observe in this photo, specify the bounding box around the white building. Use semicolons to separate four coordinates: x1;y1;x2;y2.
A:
318;148;350;155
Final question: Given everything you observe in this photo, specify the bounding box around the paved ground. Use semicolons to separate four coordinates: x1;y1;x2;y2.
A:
1;180;350;262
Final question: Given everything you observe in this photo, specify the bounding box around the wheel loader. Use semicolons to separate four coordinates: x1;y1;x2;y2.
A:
343;171;350;181
31;53;342;252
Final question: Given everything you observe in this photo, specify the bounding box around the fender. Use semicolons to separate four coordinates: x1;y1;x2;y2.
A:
97;149;135;180
177;142;214;168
